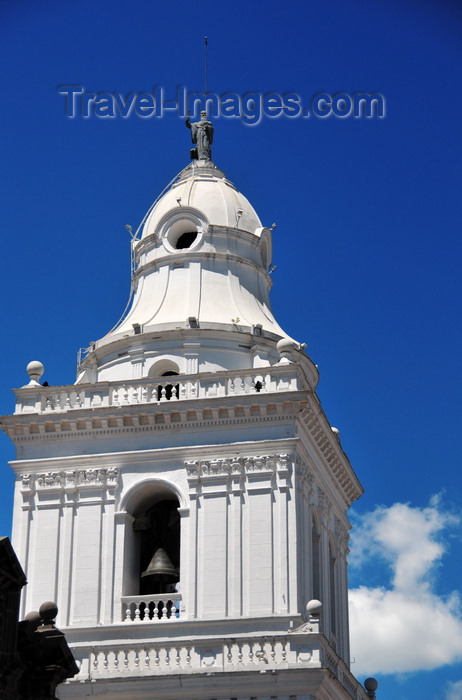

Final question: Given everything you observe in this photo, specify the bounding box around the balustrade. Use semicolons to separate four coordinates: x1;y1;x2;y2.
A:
66;631;364;698
121;594;181;622
14;366;302;415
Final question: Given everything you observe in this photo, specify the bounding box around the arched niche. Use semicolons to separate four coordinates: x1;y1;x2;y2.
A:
147;360;180;401
121;479;186;596
148;359;180;378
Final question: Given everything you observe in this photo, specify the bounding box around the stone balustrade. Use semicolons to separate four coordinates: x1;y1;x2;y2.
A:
13;365;302;415
66;631;366;698
121;594;181;622
74;634;308;677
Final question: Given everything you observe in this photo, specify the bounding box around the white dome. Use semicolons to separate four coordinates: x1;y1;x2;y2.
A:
141;162;262;239
76;159;316;385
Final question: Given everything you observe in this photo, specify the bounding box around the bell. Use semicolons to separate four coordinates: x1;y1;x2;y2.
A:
141;547;177;586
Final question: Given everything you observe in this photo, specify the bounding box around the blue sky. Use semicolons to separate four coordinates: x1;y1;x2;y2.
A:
1;1;461;697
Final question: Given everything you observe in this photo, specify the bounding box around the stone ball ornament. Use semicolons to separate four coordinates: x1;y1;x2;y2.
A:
276;337;296;356
276;338;307;362
24;610;42;630
39;600;59;625
26;360;44;384
303;599;323;620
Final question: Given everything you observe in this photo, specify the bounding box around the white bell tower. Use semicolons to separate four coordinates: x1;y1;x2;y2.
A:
2;135;374;699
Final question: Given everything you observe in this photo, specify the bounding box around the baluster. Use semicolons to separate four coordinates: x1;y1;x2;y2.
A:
152;601;159;619
113;388;119;406
124;604;132;622
45;396;53;411
249;641;254;663
171;385;178;400
154;647;160;666
65;394;71;409
165;646;170;665
160;386;167;402
281;639;287;662
144;646;150;669
229;378;235;394
134;648;140;668
132;387;139;404
123;649;129;669
142;386;148;403
180;382;187;399
175;646;181;666
123;386;129;404
134;603;141;620
240;377;246;393
186;646;191;666
114;650;119;670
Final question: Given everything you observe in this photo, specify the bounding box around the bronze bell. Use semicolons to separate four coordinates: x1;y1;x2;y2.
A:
141;547;178;588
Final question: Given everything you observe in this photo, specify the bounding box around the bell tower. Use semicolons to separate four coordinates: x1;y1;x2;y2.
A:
2;124;374;699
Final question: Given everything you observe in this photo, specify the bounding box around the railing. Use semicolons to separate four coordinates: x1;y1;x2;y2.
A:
121;594;181;622
65;631;369;699
13;365;303;415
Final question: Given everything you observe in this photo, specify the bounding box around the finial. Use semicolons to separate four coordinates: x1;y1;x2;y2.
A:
26;360;44;385
39;600;59;626
364;678;378;698
303;599;323;621
24;610;42;630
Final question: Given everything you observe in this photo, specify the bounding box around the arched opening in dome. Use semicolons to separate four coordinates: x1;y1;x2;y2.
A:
148;360;180;378
175;231;197;249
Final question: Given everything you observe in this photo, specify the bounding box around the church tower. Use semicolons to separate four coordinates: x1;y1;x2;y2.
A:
1;124;373;699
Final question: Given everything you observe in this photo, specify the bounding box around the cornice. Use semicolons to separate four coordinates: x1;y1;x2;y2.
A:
1;393;304;444
298;400;363;507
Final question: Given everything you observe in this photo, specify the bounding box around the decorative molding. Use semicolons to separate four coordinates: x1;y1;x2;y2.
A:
299;404;362;506
295;459;315;498
186;453;290;483
317;490;333;528
3;401;300;443
19;468;120;508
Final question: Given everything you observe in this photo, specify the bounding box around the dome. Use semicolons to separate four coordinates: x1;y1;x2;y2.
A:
75;158;317;385
140;162;262;239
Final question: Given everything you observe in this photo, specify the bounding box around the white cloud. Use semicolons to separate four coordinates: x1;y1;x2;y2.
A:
446;680;462;700
348;497;462;675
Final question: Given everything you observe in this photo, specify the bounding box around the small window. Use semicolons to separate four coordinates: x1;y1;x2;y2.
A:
175;231;197;249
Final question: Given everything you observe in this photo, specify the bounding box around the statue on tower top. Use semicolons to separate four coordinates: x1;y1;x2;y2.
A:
185;110;214;161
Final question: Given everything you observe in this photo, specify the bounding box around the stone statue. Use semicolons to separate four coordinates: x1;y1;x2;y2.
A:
185;111;214;161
